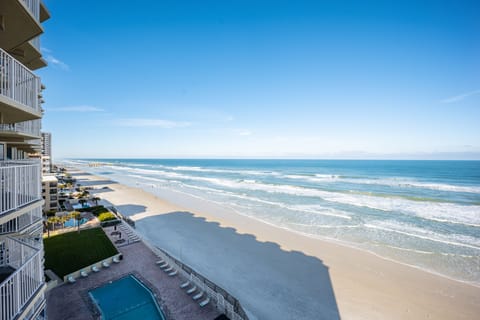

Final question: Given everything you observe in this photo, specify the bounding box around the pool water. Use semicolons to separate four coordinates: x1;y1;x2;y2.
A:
89;275;166;320
72;203;90;210
64;217;88;228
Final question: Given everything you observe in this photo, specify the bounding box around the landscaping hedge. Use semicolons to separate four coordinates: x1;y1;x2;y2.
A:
98;211;117;222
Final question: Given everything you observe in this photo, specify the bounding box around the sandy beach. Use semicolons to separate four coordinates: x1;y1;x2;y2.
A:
73;170;480;320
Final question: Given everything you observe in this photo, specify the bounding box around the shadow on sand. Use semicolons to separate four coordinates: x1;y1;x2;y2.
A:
76;179;118;187
114;204;147;216
138;211;340;320
89;187;114;194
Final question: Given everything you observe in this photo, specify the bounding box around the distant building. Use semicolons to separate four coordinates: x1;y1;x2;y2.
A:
0;1;51;319
42;174;59;213
41;131;52;172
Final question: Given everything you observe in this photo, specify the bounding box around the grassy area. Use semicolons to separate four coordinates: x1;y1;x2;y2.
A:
44;227;118;278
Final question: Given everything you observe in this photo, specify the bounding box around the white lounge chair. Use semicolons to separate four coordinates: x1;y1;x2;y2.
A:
199;297;210;307
164;266;173;272
168;270;177;277
113;257;120;263
186;286;197;294
80;270;88;277
92;266;100;272
193;291;204;300
67;276;76;283
180;281;190;289
102;261;110;268
155;259;165;265
159;263;168;269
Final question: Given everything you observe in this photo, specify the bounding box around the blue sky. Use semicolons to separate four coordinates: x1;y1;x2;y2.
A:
39;0;480;159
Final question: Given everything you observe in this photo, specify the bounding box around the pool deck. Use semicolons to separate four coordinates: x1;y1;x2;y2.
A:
46;226;220;320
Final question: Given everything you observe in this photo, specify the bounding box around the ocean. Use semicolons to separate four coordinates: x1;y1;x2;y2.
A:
69;159;480;286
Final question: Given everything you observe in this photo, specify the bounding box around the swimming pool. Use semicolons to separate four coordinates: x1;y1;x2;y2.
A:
64;217;88;228
72;203;90;210
89;275;166;320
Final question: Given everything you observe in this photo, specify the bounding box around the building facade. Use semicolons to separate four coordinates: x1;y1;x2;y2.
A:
0;1;50;319
42;175;58;213
41;132;51;172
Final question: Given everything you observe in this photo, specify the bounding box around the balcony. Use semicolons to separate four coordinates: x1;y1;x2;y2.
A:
8;139;41;154
0;119;41;140
0;237;44;320
0;206;42;236
0;0;44;51
0;48;42;123
9;36;47;71
0;160;41;216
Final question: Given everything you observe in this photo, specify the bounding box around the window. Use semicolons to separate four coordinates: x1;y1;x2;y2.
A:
0;144;4;161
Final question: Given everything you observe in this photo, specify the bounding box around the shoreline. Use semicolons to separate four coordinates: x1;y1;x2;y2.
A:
71;168;480;319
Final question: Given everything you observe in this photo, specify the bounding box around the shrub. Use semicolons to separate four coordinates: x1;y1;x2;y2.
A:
97;212;117;222
46;210;56;217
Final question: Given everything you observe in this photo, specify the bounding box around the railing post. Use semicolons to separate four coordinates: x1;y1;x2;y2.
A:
13;167;18;210
10;54;14;99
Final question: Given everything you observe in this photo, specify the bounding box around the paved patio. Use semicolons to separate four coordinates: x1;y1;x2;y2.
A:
46;227;220;320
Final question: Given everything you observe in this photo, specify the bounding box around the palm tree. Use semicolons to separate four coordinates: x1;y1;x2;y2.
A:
71;211;82;233
92;196;101;206
79;198;87;208
47;216;60;236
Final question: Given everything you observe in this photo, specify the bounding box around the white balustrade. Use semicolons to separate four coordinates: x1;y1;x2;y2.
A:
0;237;43;320
21;0;41;22
0;206;42;235
0;119;41;137
0;161;41;215
30;36;41;52
0;48;41;114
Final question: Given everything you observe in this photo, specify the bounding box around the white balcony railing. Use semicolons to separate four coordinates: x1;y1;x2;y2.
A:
0;161;41;215
0;48;41;114
0;206;42;235
0;237;43;320
0;119;41;137
29;36;41;52
21;0;41;22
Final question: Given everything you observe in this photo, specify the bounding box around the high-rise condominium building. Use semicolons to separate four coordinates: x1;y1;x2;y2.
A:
41;132;52;172
0;1;50;319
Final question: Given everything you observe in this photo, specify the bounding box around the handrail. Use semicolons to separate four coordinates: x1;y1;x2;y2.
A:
0;237;43;320
0;162;41;215
21;0;41;22
0;119;41;137
0;48;41;113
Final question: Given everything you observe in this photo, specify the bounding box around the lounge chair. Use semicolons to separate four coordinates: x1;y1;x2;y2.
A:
113;257;120;263
80;270;88;277
199;297;210;307
168;270;177;277
193;291;204;300
159;262;168;269
92;266;100;272
155;259;165;265
186;286;197;294
67;276;76;283
102;261;110;268
180;281;190;289
164;266;173;272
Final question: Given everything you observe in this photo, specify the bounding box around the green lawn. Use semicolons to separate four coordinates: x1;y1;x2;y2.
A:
44;227;118;278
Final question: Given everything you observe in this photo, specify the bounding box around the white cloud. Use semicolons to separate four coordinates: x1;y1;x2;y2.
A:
49;105;105;112
45;54;69;71
235;129;252;136
440;89;480;103
114;118;191;128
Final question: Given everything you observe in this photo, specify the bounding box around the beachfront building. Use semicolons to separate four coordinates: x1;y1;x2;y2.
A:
0;1;50;319
42;174;58;213
41;131;52;172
